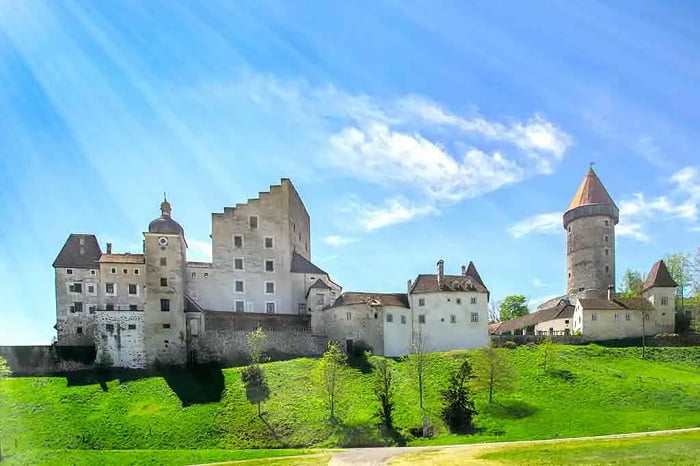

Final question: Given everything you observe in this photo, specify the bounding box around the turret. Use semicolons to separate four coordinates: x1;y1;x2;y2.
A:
564;166;619;298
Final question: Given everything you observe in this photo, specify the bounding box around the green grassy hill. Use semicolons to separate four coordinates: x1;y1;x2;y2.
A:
1;345;699;454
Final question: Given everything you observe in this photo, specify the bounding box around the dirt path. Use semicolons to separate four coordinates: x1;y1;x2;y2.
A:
327;427;700;466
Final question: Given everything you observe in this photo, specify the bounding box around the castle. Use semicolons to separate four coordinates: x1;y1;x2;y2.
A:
53;168;677;368
492;166;677;338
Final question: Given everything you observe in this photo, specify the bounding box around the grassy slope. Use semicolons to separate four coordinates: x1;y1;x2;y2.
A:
1;345;699;453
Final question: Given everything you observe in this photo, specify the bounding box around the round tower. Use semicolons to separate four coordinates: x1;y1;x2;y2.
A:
563;166;619;298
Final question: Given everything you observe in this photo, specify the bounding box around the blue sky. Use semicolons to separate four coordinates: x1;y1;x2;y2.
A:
1;1;699;344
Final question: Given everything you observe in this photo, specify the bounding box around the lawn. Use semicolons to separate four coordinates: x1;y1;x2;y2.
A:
1;345;699;455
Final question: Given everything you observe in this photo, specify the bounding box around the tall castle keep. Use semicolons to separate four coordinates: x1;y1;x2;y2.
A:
564;166;619;298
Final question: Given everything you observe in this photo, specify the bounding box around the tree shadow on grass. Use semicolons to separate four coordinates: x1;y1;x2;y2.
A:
64;368;149;391
162;364;225;406
483;399;537;419
548;368;576;381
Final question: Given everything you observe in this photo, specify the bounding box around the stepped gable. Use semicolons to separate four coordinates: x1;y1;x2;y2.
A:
53;234;102;269
331;292;409;309
642;260;678;292
567;166;618;211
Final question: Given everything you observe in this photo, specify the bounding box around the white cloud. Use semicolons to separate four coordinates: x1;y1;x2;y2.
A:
508;212;561;238
343;197;439;231
323;235;357;247
188;239;212;262
616;223;650;242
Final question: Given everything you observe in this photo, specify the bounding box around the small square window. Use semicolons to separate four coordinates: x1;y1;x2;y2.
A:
128;284;137;295
265;260;274;272
77;326;83;335
123;268;128;274
614;314;620;321
450;314;456;324
265;282;275;294
591;314;597;321
266;302;276;313
105;283;115;294
456;298;462;304
191;272;197;278
161;299;170;312
106;304;114;311
387;313;394;323
90;270;96;275
661;297;669;306
160;277;168;287
418;314;426;324
87;284;95;294
106;324;114;332
203;272;209;278
604;235;609;243
66;269;73;275
134;269;140;275
233;235;243;248
264;237;274;249
69;283;82;293
235;280;245;293
129;304;138;311
88;306;96;314
418;298;425;307
162;323;171;329
73;302;83;313
401;315;407;324
249;216;258;229
111;267;117;274
470;312;478;323
160;257;167;266
604;219;609;226
128;324;136;330
234;258;244;270
235;300;245;312
470;297;477;305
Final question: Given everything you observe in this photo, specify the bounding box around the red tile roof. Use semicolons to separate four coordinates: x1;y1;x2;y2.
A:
642;260;678;291
567;167;617;211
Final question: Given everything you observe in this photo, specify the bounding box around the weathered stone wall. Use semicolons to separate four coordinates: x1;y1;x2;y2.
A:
55;266;101;345
0;345;95;375
204;311;311;331
95;311;146;368
193;329;327;365
314;304;385;355
566;214;615;297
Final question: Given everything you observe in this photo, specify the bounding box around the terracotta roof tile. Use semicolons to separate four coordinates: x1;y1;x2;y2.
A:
491;302;574;334
642;260;678;291
98;254;145;264
331;292;409;309
567;167;617;211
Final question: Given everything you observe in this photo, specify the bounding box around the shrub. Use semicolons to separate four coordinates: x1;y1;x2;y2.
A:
503;341;518;350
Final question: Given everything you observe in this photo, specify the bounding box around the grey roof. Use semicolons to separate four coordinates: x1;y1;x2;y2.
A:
291;252;327;275
309;279;331;290
331;292;410;309
491;302;575;335
578;297;655;311
53;234;102;269
148;216;184;235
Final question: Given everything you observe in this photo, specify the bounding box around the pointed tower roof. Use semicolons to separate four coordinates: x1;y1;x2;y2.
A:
567;166;618;211
465;261;486;288
642;260;678;292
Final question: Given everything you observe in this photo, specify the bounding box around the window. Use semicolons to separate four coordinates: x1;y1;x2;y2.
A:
316;293;325;305
234;258;244;270
604;219;609;226
450;314;456;324
264;237;274;249
160;257;167;266
265;260;274;272
88;306;96;314
387;313;394;323
644;313;650;321
605;265;610;274
128;284;137;295
418;314;426;324
298;303;307;313
401;315;407;324
470;312;479;323
162;323;171;329
106;304;114;311
605;249;609;256
604;235;609;243
591;313;597;321
160;299;170;312
72;302;83;313
614;314;620;321
346;312;352;320
111;267;117;274
129;304;138;311
625;313;631;321
66;269;73;275
470;297;477;305
128;324;136;330
204;272;209;278
249;216;258;229
160;277;168;287
418;298;425;307
69;283;82;293
90;270;96;275
106;324;114;332
87;284;95;295
564;319;569;324
105;283;115;295
76;327;82;335
568;226;571;233
234;280;244;293
235;300;245;312
266;302;276;314
233;235;243;248
134;269;139;275
661;297;669;306
123;268;128;274
456;298;462;304
265;282;275;294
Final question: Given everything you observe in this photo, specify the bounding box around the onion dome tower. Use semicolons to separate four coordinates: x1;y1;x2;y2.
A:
148;195;184;236
563;165;619;298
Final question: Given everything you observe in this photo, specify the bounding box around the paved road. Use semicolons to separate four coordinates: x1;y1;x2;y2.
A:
327;427;700;466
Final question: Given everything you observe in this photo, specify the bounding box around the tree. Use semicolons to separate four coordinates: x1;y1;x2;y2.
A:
373;359;395;433
499;295;529;321
247;326;268;365
314;341;347;420
241;365;270;417
409;326;430;436
488;299;501;322
665;253;693;304
0;356;9;377
620;269;644;297
472;346;515;403
537;337;558;372
441;359;477;433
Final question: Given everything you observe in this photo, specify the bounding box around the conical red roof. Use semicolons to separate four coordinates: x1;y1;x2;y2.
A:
567;167;617;211
642;260;678;291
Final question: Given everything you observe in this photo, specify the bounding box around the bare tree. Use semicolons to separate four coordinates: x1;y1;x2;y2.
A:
472;346;515;403
373;359;395;433
313;341;347;420
409;326;430;436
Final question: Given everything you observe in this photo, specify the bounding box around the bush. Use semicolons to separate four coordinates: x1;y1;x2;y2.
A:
503;341;518;350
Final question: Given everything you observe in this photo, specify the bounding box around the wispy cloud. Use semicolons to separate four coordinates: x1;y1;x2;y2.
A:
323;235;357;247
509;212;561;238
342;197;440;231
188;239;212;262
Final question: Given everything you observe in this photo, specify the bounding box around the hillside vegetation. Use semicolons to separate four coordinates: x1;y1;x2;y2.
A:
1;345;699;454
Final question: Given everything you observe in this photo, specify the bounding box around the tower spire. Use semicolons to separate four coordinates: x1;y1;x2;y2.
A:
160;194;171;217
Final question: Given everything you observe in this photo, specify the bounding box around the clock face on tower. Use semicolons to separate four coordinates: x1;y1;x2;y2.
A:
158;236;168;246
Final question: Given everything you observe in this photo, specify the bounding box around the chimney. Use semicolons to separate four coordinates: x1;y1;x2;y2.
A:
607;285;614;301
461;264;466;276
106;242;112;254
437;259;445;289
407;279;412;294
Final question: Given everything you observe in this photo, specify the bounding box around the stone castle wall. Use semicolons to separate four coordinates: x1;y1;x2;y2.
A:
0;345;96;375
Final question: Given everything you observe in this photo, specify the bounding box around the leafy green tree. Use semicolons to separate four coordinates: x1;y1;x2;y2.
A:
247;326;268;365
620;269;644;297
665;253;693;302
0;356;9;377
537;337;558;372
314;341;347;420
472;346;515;403
241;365;270;417
441;359;477;433
373;359;394;432
499;295;530;321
